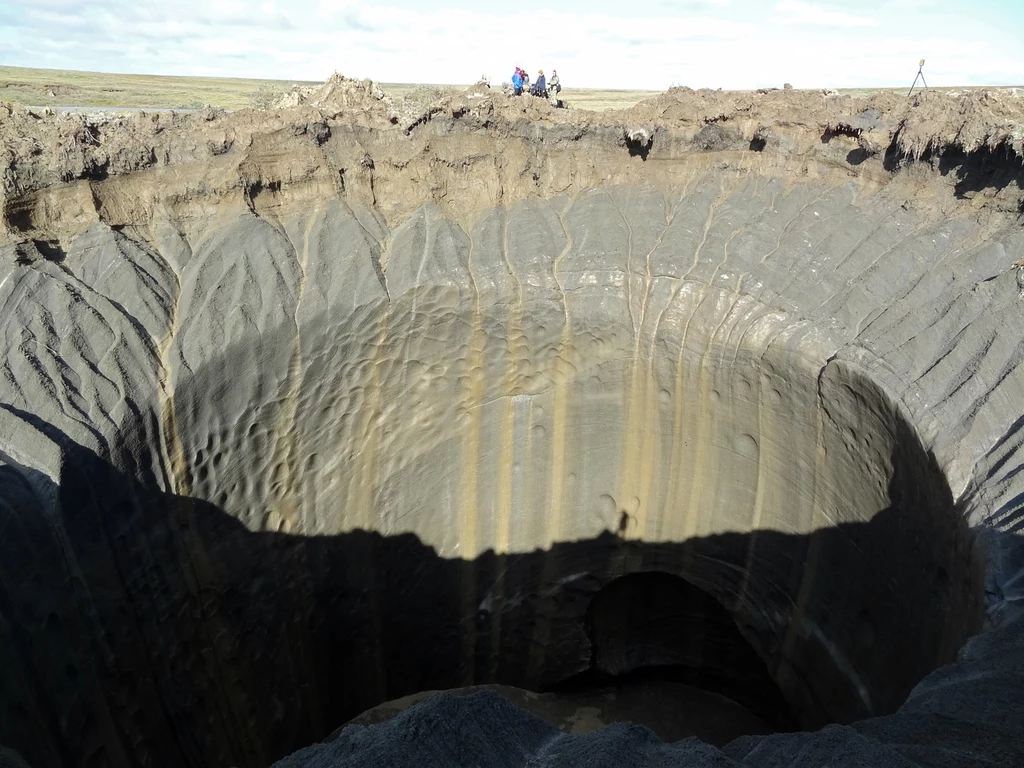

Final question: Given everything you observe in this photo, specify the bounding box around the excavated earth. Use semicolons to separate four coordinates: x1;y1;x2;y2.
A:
1;77;1024;767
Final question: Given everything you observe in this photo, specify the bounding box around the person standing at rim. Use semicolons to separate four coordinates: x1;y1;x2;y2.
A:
521;68;530;93
548;69;561;107
511;67;524;95
532;70;547;97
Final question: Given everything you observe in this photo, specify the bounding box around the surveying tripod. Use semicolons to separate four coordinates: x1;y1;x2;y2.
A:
908;59;928;97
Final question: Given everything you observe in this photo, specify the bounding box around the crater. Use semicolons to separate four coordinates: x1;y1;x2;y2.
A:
1;83;1021;768
3;281;981;766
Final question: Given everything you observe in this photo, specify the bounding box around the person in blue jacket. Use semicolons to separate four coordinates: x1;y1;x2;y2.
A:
532;70;547;97
511;67;523;95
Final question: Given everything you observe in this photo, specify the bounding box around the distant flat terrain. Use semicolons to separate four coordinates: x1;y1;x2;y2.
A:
0;66;320;109
0;65;1018;113
0;65;661;112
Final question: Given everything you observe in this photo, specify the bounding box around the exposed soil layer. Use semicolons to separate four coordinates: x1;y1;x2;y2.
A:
0;78;1023;768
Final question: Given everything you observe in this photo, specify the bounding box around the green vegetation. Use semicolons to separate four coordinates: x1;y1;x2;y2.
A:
7;65;1012;114
248;83;289;110
0;65;660;112
0;65;319;110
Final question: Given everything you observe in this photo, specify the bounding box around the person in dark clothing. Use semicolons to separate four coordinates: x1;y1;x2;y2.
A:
532;70;547;97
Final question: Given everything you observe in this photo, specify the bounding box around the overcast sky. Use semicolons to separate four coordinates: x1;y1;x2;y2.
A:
0;0;1021;90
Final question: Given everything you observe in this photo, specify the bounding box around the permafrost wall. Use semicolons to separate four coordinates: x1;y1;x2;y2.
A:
0;83;1022;767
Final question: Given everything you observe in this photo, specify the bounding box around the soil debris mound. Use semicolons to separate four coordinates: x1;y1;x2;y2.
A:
617;85;1024;164
272;72;398;121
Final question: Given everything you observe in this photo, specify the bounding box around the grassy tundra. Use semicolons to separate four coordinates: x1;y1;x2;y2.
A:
0;65;662;112
2;65;1017;113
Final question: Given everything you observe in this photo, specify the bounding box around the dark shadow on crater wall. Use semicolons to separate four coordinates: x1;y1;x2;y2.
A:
0;410;983;768
846;148;870;166
937;144;1024;200
882;130;1024;201
547;571;798;731
0;304;984;767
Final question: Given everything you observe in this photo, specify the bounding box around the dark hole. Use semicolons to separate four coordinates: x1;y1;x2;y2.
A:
82;157;109;181
882;130;906;172
5;204;33;233
626;133;654;161
548;571;798;736
248;179;283;201
847;148;871;166
938;143;1024;199
822;125;861;144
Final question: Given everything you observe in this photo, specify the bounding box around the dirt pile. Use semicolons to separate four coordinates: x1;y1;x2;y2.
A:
2;80;1021;245
0;82;1020;226
272;72;399;122
620;85;1024;171
262;74;564;132
895;88;1024;158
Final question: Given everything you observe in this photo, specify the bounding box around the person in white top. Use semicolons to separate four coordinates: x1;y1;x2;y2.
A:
548;70;561;107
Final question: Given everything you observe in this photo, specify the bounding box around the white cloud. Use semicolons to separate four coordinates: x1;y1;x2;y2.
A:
0;0;1019;91
773;1;877;27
